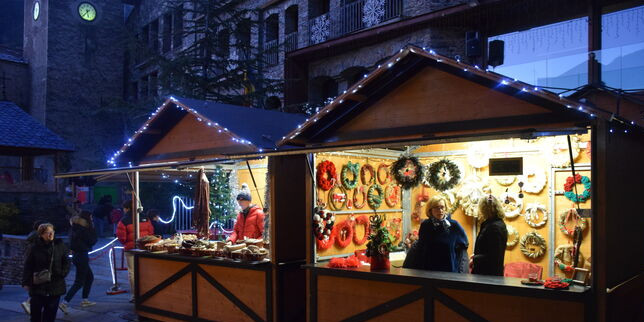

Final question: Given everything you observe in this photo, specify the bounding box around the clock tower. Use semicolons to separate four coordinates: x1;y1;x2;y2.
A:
23;0;125;170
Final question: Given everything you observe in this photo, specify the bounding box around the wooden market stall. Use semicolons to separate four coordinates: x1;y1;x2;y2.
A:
278;45;644;322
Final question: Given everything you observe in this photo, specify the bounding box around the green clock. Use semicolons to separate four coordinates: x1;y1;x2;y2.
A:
33;1;40;21
78;2;96;22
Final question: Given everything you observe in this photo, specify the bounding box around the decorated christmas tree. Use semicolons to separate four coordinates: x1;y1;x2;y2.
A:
209;165;236;225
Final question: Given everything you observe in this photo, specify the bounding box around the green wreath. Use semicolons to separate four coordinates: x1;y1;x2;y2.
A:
341;162;360;190
391;156;424;190
367;184;384;209
427;159;461;192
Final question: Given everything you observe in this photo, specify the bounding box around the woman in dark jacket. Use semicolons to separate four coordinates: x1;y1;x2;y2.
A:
22;223;70;322
60;210;98;311
470;195;508;276
403;195;469;273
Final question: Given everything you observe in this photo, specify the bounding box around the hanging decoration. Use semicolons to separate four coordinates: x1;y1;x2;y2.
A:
466;142;491;169
495;176;516;186
377;163;391;185
387;217;402;242
362;0;385;28
328;185;347;211
427;159;461;192
524;202;548;228
367;184;384;209
518;167;547;194
384;184;400;207
457;176;491;218
341;162;360;190
313;208;335;251
360;164;376;185
520;230;547;259
559;208;587;236
506;224;519;248
352;186;367;209
563;174;591;203
310;14;330;44
391;155;424;190
316;161;337;191
334;220;354;248
412;186;429;223
352;215;370;245
547;136;581;168
554;244;585;273
501;191;524;219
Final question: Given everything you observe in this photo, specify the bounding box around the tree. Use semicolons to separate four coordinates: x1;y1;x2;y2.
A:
209;165;236;226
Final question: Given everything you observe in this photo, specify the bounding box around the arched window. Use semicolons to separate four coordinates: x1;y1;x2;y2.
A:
265;14;279;65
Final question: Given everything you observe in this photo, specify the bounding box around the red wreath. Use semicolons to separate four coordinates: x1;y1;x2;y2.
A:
353;186;367;209
352;215;370;245
317;161;337;191
334;220;354;248
385;184;400;207
360;164;375;185
316;227;336;250
377;164;391;185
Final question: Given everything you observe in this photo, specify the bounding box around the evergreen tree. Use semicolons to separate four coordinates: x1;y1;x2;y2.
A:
209;165;236;225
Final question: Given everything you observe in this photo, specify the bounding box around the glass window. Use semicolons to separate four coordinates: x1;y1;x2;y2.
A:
600;5;644;90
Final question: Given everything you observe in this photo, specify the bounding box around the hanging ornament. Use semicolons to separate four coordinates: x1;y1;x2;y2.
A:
360;164;375;185
384;184;400;207
316;160;337;191
554;244;585;273
377;163;391;185
518;166;547;194
313;208;335;251
412;186;429;223
457;176;491;218
391;155;424;190
367;184;384;209
352;185;367;209
520;230;547;259
352;215;370;245
506;224;519;248
387;217;402;242
559;208;587;236
427;159;461;192
341;162;360;190
500;191;523;219
328;185;347;211
524;202;548;228
334;220;354;248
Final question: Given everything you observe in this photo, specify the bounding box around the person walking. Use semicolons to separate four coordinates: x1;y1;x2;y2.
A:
59;211;98;312
22;223;70;322
21;219;47;315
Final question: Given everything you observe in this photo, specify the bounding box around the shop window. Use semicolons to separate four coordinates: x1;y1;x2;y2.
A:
162;13;172;53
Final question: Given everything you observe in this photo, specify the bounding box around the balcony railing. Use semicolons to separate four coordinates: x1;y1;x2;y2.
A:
308;0;403;45
285;32;299;53
264;39;279;66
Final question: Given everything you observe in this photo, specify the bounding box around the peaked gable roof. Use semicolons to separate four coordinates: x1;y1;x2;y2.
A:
0;101;74;154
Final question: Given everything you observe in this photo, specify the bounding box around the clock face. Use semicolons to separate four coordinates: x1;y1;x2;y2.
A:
78;2;96;22
33;1;40;21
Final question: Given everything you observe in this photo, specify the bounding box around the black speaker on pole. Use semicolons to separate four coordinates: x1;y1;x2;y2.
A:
465;31;481;57
488;40;505;67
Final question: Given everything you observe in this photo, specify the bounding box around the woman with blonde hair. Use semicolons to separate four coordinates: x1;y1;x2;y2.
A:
470;195;508;276
403;195;469;273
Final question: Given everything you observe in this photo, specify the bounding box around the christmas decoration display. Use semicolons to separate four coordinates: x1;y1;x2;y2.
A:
519;166;547;194
360;164;375;185
366;214;393;271
466;142;491;169
563;174;591;203
391;155;424;190
554;244;585;273
328;185;347;211
341;162;360;190
310;14;330;44
547;136;580;168
316;161;337;191
387;217;402;242
377;163;391;185
457;176;491;218
334;220;354;248
352;215;370;245
362;0;385;28
209;165;236;225
506;224;519;247
352;186;367;209
427;159;461;191
367;184;384;209
412;186;429;223
501;191;523;219
524;202;548;228
520;230;547;259
313;208;335;250
328;255;360;268
384;184;400;207
495;176;516;186
559;208;587;236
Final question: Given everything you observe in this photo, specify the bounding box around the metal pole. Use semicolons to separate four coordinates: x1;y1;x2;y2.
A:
133;171;140;242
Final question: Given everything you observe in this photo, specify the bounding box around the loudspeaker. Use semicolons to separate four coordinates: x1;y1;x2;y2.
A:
488;40;505;67
465;31;481;57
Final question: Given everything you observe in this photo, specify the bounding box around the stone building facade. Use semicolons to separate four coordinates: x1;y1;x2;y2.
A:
0;235;30;285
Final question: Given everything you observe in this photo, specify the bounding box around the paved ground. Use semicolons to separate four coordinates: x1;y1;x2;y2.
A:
0;238;140;322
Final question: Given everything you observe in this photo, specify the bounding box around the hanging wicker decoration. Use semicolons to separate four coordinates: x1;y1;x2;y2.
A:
506;224;519;248
427;159;461;192
377;163;391;185
524;202;548;228
316;161;337;191
500;191;524;219
352;186;367;209
554;244;585;273
456;176;491;218
495;176;516;186
360;164;375;185
367;184;384;209
328;185;347;211
519;166;547;194
341;162;360;190
384;184;400;207
559;208;587;236
520;230;547;259
547;136;581;168
466;142;492;169
391;155;424;190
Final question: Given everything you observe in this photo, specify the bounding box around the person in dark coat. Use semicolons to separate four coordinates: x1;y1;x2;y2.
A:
21;220;48;315
92;195;113;237
22;223;70;322
60;211;98;311
470;195;508;276
403;195;469;273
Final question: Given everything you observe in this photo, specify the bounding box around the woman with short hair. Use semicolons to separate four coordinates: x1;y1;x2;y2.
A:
470;195;508;276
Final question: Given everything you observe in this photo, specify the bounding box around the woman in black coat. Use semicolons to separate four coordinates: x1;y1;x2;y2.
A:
60;210;98;311
22;223;70;322
470;195;508;276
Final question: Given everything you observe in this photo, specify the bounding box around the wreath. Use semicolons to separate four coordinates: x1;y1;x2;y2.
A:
548;136;580;168
563;174;591;203
554;244;585;273
341;162;360;190
506;224;519;248
495;176;516;186
377;163;391;185
391;155;424;190
352;215;370;245
360;164;375;185
352;186;367;209
388;217;402;242
559;209;587;236
519;167;547;194
313;208;335;250
334;220;354;248
367;184;384;209
520;230;547;259
427;159;461;192
316;161;337;191
384;184;400;207
524;202;548;228
457;176;491;218
467;142;491;169
501;192;523;219
328;185;347;211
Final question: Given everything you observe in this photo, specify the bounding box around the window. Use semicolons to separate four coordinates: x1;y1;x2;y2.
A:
216;29;230;58
285;5;299;52
235;19;252;60
150;72;158;97
142;24;149;53
265;14;279;66
173;9;184;50
163;13;172;53
150;19;159;53
600;5;644;90
131;81;138;100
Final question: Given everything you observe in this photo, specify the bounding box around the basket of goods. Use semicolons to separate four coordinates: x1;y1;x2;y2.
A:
145;242;166;252
231;250;243;260
137;235;161;249
165;243;181;254
244;238;264;248
215;241;227;250
224;243;246;258
241;245;269;261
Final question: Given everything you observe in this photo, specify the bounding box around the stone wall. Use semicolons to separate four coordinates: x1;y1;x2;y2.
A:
0;56;30;110
0;235;30;285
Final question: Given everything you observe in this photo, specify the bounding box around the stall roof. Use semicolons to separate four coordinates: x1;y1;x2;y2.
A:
279;45;641;147
110;96;306;166
0;101;74;155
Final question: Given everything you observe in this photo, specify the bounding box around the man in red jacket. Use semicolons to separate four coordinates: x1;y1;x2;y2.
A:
116;200;154;302
228;192;265;244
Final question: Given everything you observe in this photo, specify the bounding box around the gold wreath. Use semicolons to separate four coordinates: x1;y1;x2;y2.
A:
520;230;547;259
